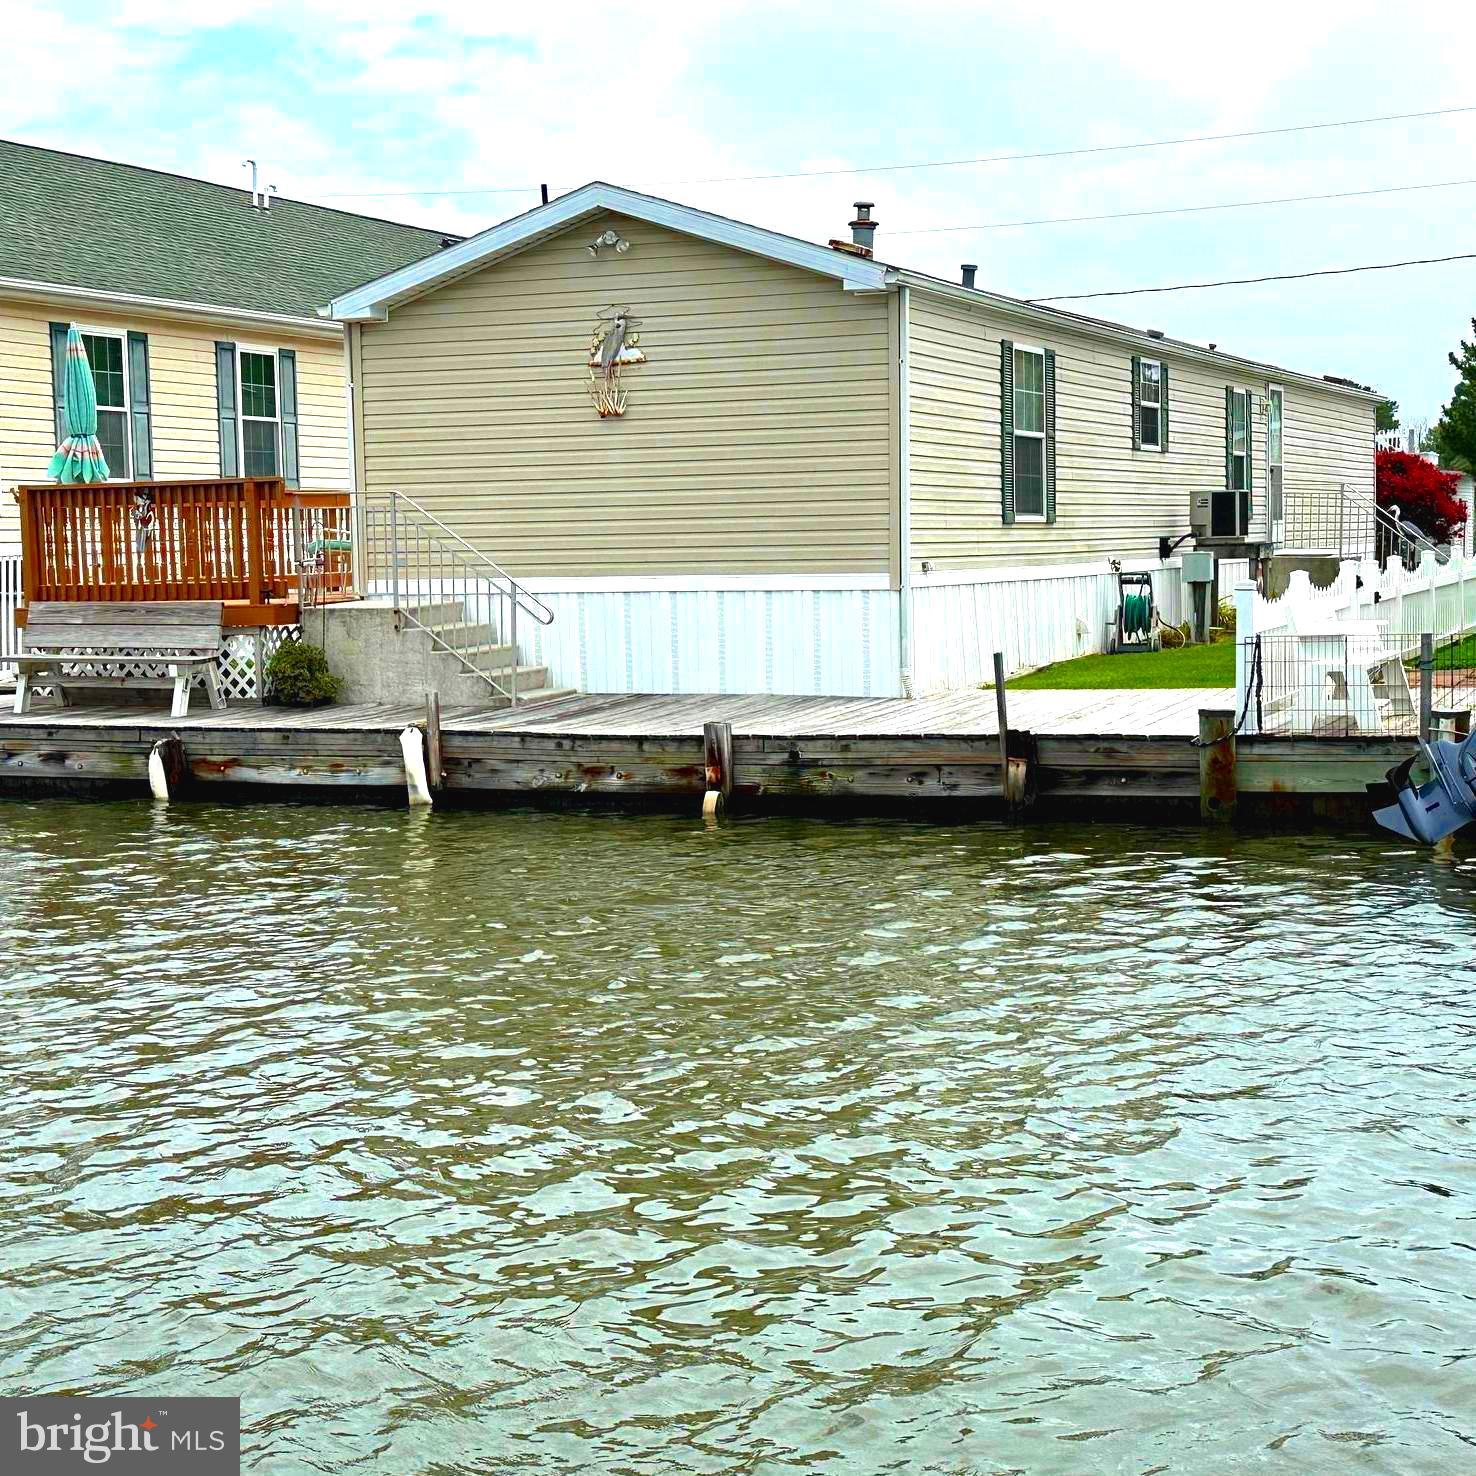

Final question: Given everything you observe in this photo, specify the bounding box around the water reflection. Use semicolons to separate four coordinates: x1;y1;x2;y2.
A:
2;800;1474;1473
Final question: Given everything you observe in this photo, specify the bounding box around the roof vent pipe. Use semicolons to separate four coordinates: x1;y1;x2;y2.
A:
850;202;876;252
961;264;977;289
241;159;276;209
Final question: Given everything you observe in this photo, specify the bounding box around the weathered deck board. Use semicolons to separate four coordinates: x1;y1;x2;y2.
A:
449;689;1239;738
0;688;1241;739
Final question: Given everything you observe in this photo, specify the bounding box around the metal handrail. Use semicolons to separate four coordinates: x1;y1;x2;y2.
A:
1341;482;1442;556
360;489;555;706
372;488;554;626
1281;481;1445;565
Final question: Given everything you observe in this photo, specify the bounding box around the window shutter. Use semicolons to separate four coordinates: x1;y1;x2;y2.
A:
278;348;300;489
1000;338;1015;525
216;341;239;476
1159;362;1169;452
1131;354;1142;451
1224;386;1234;488
49;321;69;445
127;331;153;479
1044;348;1058;525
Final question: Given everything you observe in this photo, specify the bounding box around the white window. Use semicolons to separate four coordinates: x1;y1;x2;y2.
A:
1228;387;1251;491
1012;344;1046;519
79;330;129;479
238;347;281;478
1137;358;1163;449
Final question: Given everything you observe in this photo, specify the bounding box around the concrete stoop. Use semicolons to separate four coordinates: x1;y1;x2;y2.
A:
319;601;574;708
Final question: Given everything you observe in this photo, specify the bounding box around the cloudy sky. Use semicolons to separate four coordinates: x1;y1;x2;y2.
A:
9;0;1476;425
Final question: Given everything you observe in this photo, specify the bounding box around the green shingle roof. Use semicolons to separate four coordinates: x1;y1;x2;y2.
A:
0;138;459;319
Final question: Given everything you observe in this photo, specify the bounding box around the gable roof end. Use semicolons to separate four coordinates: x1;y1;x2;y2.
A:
324;181;891;319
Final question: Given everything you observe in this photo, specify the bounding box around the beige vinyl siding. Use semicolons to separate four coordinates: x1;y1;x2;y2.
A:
907;290;1375;570
0;300;55;546
354;212;895;577
1281;380;1376;509
289;337;351;488
0;295;348;546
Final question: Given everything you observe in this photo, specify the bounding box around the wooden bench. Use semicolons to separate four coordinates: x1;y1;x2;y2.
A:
14;602;227;718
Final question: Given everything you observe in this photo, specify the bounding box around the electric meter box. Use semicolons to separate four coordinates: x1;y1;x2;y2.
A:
1180;551;1215;584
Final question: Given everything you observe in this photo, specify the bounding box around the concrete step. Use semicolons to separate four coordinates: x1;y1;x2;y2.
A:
421;620;501;652
434;656;551;693
400;601;469;624
432;639;521;674
514;685;578;707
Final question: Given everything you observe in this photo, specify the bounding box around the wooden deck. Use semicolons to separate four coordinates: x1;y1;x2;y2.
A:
459;688;1238;737
0;687;1234;737
0;687;1410;822
12;478;351;626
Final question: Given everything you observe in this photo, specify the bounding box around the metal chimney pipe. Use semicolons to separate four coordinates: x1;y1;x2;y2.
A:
961;264;977;289
850;202;876;252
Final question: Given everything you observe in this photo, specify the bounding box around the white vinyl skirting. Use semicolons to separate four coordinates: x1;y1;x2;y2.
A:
521;586;904;697
507;559;1247;698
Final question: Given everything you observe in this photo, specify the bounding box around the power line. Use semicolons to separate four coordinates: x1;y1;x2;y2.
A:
311;102;1476;200
676;103;1476;186
882;175;1476;235
1027;250;1476;303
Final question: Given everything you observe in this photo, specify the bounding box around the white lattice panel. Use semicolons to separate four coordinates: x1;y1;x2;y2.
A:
218;626;303;700
44;625;304;702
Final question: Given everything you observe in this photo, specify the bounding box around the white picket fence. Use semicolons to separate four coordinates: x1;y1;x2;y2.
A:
1;553;20;675
1233;550;1476;734
1238;550;1476;648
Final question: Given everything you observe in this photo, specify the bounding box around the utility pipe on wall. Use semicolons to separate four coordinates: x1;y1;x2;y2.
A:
344;324;367;601
897;284;913;697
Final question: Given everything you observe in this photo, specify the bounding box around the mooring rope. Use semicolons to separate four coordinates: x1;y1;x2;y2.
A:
1189;634;1263;747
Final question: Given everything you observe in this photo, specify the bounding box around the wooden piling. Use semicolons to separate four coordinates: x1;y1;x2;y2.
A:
1198;708;1237;823
1419;634;1434;742
424;691;443;791
147;735;186;801
992;653;1012;812
1431;707;1471;741
703;719;733;816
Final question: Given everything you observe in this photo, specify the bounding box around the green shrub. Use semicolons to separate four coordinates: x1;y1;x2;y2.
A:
1216;597;1236;639
265;641;341;707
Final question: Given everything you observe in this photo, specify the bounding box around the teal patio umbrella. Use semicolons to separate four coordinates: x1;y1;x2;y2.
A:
47;323;110;483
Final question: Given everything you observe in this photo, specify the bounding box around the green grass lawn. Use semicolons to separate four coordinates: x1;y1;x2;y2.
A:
1433;633;1476;670
1006;640;1235;690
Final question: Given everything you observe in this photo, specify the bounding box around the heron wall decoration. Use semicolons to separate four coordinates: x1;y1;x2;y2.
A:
588;305;646;418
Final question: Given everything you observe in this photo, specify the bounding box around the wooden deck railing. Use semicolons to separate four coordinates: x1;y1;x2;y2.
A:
14;479;353;617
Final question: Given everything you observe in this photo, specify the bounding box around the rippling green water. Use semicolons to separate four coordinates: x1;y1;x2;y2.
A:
2;800;1474;1474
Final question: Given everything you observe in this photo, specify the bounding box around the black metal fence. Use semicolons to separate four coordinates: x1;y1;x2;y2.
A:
1433;630;1476;729
1239;629;1476;738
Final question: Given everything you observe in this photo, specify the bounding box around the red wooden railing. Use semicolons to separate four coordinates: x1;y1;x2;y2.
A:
14;479;353;612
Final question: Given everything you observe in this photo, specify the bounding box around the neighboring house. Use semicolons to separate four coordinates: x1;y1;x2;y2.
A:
0;139;455;550
325;182;1380;696
1454;471;1475;558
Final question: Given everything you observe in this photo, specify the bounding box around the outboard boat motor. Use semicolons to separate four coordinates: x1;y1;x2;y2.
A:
1373;730;1476;844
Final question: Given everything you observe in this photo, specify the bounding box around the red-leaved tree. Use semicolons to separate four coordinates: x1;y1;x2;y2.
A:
1375;449;1468;546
